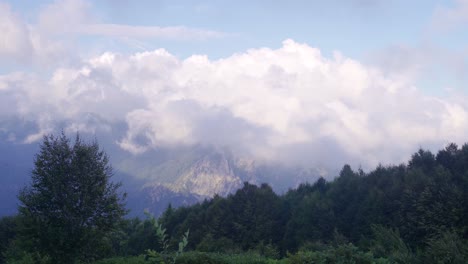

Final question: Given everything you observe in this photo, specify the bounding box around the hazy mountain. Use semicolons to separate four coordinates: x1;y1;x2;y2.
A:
118;145;329;216
0;135;329;217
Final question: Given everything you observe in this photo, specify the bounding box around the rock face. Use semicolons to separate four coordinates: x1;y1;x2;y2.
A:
122;145;326;216
126;183;203;217
0;137;327;217
169;152;242;197
132;148;244;216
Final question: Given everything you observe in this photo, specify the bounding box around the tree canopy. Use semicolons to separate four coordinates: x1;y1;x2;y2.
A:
154;143;468;260
17;133;127;263
1;139;468;263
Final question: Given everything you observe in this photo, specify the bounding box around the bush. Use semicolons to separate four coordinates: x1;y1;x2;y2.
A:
175;252;224;264
175;251;284;264
423;231;468;264
196;234;241;254
4;251;50;264
93;252;284;264
287;244;388;264
369;225;415;263
92;256;146;264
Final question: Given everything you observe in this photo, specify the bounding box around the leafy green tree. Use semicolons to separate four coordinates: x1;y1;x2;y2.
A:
17;133;127;263
423;231;468;264
369;225;414;263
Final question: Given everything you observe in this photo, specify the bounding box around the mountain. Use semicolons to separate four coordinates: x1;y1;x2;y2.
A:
0;136;329;217
119;145;328;216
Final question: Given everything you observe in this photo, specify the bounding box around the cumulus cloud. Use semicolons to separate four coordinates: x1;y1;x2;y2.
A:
1;39;468;170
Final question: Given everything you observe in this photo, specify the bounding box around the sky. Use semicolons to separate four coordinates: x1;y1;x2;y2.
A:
0;0;468;170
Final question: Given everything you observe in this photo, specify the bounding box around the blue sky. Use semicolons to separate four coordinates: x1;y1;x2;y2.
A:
3;0;466;94
4;0;447;56
0;0;467;169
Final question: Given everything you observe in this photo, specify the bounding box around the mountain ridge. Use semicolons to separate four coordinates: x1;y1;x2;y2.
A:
0;139;327;217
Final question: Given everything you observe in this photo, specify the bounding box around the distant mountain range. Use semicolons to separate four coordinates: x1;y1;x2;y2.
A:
0;137;331;217
119;145;329;217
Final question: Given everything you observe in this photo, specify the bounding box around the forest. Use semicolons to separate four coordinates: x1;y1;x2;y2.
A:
0;135;467;263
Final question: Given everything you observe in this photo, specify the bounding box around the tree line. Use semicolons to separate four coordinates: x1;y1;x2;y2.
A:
0;133;467;263
141;143;468;262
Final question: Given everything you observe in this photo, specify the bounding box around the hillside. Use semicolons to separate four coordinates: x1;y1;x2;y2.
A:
1;143;468;263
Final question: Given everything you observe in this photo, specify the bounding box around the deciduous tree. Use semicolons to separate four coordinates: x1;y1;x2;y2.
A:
18;133;126;263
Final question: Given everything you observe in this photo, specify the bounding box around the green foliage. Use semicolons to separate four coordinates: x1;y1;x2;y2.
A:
4;138;468;262
145;211;170;254
144;212;189;264
174;251;225;264
95;252;285;264
176;230;189;257
144;249;165;264
287;244;386;264
4;252;50;264
196;234;239;253
369;225;415;263
175;251;285;264
14;133;127;263
157;142;468;261
423;231;468;264
0;216;18;264
116;217;159;256
92;255;147;264
254;241;280;259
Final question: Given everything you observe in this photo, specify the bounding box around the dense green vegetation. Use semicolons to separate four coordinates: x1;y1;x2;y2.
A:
151;144;467;257
1;137;468;263
1;134;126;264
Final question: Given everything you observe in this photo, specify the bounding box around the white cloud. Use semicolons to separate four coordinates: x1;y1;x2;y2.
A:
367;43;468;98
38;0;224;40
0;0;225;69
0;2;68;67
78;24;225;40
38;0;94;34
431;0;468;31
1;39;468;170
0;3;33;62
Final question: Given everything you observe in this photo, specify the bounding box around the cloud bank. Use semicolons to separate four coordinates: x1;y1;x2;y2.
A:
1;38;467;169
